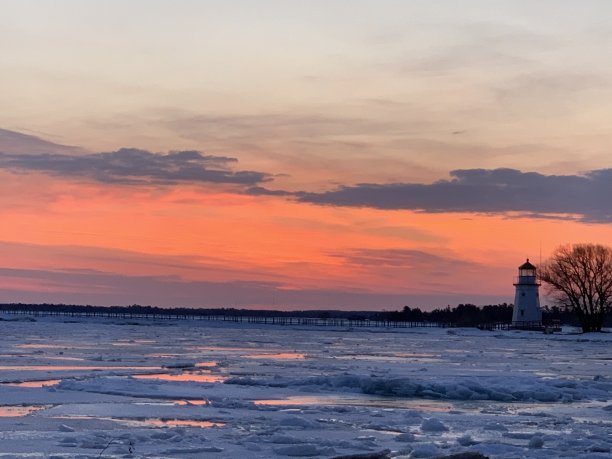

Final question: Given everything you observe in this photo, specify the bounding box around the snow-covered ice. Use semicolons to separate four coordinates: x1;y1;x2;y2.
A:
0;315;610;458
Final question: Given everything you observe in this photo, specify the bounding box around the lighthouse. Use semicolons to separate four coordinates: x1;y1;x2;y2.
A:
512;259;542;325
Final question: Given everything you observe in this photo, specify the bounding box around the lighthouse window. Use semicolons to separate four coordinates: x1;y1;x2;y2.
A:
521;292;525;297
521;310;524;317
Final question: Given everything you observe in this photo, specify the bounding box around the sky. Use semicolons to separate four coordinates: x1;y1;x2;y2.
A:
1;0;612;310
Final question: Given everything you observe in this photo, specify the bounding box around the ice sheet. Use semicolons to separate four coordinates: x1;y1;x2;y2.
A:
0;315;610;458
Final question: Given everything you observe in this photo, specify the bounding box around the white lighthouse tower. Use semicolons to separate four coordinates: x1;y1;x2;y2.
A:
512;259;542;325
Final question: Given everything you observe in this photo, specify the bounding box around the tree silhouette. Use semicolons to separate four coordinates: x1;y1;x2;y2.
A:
540;244;612;332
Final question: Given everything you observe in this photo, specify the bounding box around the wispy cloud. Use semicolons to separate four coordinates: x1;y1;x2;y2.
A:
0;128;84;155
325;248;503;294
329;248;477;272
161;112;392;139
0;147;271;186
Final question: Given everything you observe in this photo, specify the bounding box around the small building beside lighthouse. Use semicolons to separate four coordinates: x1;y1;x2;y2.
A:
512;259;542;325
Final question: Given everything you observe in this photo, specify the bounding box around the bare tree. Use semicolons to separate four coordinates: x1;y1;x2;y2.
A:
540;244;612;332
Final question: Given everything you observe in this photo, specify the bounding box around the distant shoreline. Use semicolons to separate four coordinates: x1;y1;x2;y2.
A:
1;302;603;328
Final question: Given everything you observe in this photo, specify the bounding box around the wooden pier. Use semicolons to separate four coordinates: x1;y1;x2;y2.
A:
477;320;562;332
0;307;455;329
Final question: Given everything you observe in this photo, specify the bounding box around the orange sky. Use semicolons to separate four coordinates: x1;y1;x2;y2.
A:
1;167;610;309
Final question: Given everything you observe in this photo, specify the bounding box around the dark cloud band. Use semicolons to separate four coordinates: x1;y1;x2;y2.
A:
252;168;612;223
0;148;271;186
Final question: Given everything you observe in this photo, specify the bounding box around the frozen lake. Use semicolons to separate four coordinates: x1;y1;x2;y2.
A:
0;315;610;458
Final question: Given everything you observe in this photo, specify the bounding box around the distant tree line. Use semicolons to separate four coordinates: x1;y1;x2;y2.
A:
383;304;513;325
1;302;607;327
381;304;606;327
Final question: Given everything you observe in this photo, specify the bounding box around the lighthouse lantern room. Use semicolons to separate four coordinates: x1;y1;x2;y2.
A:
512;258;542;325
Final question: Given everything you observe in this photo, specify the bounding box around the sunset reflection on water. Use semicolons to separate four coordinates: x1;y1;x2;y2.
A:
134;373;224;383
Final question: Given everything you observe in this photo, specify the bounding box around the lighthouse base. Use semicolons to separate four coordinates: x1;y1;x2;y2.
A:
510;321;562;333
510;320;544;331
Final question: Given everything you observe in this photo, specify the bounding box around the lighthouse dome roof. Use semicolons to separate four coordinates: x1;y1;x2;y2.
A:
519;259;537;270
